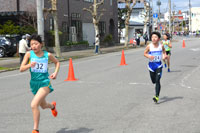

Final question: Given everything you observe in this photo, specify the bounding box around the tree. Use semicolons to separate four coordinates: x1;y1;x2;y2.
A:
19;5;37;31
83;0;104;54
0;21;20;35
124;0;137;47
143;0;150;34
44;0;62;58
118;8;128;42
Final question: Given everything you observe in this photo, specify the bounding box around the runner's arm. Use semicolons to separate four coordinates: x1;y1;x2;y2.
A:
144;45;154;60
168;41;172;48
20;52;34;72
48;53;60;79
162;45;167;59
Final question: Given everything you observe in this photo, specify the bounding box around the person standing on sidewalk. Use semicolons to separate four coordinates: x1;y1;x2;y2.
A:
162;33;172;72
20;34;60;133
143;31;148;45
95;34;100;54
144;31;167;103
19;35;30;64
136;31;141;47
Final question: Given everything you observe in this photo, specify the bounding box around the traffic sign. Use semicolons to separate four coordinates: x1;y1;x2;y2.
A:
153;13;158;18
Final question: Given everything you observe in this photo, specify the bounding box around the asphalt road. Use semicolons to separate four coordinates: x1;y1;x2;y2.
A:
0;37;200;133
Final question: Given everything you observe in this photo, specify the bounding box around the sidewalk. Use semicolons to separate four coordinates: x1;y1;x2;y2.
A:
0;44;145;72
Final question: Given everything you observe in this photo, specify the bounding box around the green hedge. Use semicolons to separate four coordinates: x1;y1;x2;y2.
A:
0;20;36;35
65;41;89;46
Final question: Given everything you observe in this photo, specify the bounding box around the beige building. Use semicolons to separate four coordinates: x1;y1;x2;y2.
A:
191;7;200;32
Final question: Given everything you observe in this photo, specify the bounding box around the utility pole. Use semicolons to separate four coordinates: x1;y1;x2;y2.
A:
16;0;20;12
189;0;192;32
150;0;154;31
157;0;161;32
168;0;171;38
172;3;176;33
36;0;45;42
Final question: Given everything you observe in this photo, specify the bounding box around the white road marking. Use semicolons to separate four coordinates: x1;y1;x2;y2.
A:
190;48;200;51
129;82;151;85
180;65;200;90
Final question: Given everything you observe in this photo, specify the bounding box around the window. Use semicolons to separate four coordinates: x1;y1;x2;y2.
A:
62;22;68;32
84;0;102;3
49;18;54;30
71;20;82;35
110;0;112;6
99;21;106;35
84;0;93;2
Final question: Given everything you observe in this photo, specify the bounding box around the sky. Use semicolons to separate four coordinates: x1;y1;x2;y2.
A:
152;0;200;13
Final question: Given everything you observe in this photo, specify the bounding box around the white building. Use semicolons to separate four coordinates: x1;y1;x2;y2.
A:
118;2;151;43
191;7;200;32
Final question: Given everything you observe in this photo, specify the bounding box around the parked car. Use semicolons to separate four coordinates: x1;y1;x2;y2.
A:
0;36;18;57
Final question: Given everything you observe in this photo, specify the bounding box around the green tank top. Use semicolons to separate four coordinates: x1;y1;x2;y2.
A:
29;50;49;81
163;40;171;51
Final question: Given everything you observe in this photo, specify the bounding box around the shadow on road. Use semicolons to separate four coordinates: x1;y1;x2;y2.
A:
158;96;183;104
56;127;94;133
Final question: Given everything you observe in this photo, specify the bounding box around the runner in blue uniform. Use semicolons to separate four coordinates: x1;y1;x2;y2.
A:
20;34;60;133
144;32;167;103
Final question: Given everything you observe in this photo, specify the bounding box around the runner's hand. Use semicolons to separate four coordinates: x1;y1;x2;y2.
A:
149;55;155;61
50;72;57;79
30;62;36;68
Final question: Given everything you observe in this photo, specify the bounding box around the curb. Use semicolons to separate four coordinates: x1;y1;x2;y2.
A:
0;44;145;73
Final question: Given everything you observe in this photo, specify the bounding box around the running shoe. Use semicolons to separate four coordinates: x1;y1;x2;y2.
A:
153;96;159;103
164;64;167;68
32;130;39;133
51;101;58;117
168;68;170;72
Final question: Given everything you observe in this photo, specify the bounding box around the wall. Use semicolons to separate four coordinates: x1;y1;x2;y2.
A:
191;7;200;32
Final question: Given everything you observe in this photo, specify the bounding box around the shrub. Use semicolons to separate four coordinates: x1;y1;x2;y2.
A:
103;34;113;43
65;40;89;46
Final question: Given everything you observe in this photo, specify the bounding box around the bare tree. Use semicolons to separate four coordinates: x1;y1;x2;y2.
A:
83;0;104;54
44;0;61;58
124;0;137;47
19;5;37;31
143;0;150;34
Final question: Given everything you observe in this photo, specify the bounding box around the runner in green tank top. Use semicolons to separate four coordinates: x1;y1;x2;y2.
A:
162;33;172;72
20;34;60;133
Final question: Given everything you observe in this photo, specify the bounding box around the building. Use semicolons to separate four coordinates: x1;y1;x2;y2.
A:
191;7;200;32
0;0;118;46
164;10;189;32
118;1;151;43
0;0;36;25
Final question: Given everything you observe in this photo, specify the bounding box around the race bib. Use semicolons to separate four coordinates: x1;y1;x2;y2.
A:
153;55;162;62
31;58;48;73
164;44;169;50
149;51;162;62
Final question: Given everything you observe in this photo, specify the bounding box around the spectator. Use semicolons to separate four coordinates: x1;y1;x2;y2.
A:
136;31;141;46
143;31;148;45
19;35;30;64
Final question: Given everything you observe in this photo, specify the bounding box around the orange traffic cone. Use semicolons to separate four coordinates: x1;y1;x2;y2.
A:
64;58;78;81
120;50;127;66
130;38;133;44
182;40;185;48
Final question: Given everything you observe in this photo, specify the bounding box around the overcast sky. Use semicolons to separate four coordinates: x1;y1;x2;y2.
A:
152;0;200;13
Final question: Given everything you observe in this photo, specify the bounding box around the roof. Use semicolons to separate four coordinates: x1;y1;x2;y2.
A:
118;3;144;9
129;21;144;26
0;11;26;16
